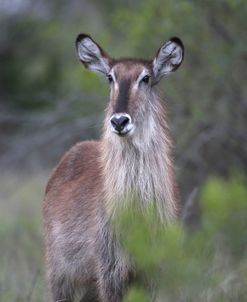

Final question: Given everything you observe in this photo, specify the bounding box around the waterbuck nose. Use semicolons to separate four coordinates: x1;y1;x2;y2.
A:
110;115;130;132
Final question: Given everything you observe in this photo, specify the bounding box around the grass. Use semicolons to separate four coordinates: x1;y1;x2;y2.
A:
0;172;50;302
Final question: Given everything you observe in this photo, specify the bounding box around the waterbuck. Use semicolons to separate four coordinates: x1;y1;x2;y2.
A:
43;33;184;302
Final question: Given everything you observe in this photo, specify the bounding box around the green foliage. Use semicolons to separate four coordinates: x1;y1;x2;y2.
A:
116;175;247;301
124;287;149;302
0;174;48;302
201;175;247;259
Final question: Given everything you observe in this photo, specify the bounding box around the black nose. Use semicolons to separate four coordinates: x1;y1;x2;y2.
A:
111;115;130;132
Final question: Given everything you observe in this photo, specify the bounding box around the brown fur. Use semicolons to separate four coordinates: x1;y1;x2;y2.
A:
43;34;183;302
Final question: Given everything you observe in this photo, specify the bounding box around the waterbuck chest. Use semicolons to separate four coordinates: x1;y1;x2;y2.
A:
101;138;177;223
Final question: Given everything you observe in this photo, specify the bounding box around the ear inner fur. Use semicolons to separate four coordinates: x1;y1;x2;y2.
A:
76;33;111;74
152;37;184;82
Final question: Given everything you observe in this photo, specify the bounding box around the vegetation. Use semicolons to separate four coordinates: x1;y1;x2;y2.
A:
0;173;48;302
119;175;247;302
1;173;246;301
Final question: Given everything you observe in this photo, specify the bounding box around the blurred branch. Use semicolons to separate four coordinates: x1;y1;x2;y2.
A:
208;14;233;44
182;187;199;230
0;96;102;171
26;268;41;302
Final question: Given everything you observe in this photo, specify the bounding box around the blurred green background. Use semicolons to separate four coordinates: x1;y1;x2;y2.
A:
0;0;246;301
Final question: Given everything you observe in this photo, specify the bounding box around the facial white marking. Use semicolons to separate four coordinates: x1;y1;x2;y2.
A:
111;113;131;120
108;69;119;90
109;68;117;82
133;68;150;90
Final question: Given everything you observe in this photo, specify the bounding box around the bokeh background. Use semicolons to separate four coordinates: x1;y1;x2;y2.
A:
0;0;246;301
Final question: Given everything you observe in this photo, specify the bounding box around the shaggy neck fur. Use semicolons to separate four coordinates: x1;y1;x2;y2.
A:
101;89;179;224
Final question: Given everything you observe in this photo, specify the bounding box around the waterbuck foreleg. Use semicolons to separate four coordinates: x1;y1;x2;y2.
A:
96;222;130;302
49;274;74;302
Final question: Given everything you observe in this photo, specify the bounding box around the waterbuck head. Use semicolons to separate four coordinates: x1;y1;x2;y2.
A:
76;34;184;139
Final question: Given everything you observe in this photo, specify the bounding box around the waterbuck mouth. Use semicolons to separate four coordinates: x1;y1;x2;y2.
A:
115;129;131;137
112;126;135;137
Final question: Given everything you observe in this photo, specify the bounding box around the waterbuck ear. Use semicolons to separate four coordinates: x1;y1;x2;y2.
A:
76;34;111;75
152;37;184;82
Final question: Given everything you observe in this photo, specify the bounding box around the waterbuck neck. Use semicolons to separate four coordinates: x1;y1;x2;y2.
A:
101;91;179;223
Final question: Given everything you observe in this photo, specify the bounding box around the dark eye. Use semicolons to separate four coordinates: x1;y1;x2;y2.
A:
108;74;113;83
142;75;150;84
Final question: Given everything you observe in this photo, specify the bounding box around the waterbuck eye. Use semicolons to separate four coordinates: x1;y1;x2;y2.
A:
141;75;150;84
107;74;113;83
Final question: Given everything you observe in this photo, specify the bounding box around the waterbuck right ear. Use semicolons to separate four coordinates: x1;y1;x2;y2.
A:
152;37;184;83
76;34;111;75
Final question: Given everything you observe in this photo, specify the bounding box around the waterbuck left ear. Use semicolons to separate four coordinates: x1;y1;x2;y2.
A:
76;33;111;75
152;37;184;82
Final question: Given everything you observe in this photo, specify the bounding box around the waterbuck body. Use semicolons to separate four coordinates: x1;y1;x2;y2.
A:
43;33;184;302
